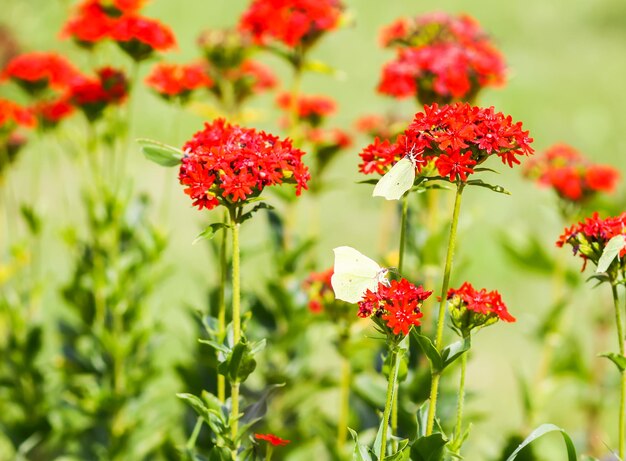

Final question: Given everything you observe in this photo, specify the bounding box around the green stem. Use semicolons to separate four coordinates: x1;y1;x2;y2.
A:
398;193;409;275
337;331;351;451
288;61;303;146
453;351;468;452
380;346;400;461
186;416;203;451
426;183;464;436
230;208;242;453
611;282;625;459
217;211;229;403
265;445;274;461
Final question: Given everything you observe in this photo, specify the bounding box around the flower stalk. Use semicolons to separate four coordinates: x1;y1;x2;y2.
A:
611;281;625;459
380;345;401;461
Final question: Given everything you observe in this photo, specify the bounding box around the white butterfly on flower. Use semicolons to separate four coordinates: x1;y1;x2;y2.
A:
331;246;389;303
373;140;425;201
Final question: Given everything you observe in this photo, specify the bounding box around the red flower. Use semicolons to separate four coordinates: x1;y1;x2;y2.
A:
524;143;620;202
557;212;626;271
307;128;352;149
354;114;405;141
62;1;116;46
255;433;290;446
377;13;505;104
31;97;75;127
359;103;533;181
217;60;277;105
239;0;343;48
276;92;336;127
111;15;176;60
179;119;310;210
145;62;213;100
3;52;80;93
447;282;515;335
302;268;334;313
358;279;432;337
1;98;37;132
69;67;128;120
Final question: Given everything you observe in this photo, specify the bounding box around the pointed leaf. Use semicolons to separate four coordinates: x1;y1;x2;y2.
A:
193;223;229;245
348;428;373;461
411;331;443;372
599;352;626;372
441;337;471;369
240;202;274;224
466;179;510;195
137;138;184;167
409;433;448;461
597;235;626;273
505;424;577;461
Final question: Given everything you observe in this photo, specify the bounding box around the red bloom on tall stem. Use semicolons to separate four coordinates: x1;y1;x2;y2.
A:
358;103;533;182
524;143;620;202
179;119;310;210
447;282;514;335
69;67;128;120
145;61;212;100
276;92;336;127
377;12;505;104
358;279;432;336
3;52;80;93
254;433;290;446
31;97;75;127
111;15;176;60
0;98;37;132
557;212;626;272
239;0;343;48
62;1;116;46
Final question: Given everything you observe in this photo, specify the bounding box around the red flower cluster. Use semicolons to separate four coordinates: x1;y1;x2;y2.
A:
377;12;505;104
0;99;37;132
31;97;75;127
358;279;432;336
2;52;80;93
276;93;336;127
179;119;310;210
447;282;515;336
197;28;253;70
62;0;175;59
220;60;278;104
359;103;533;182
302;268;334;313
524;143;619;202
254;433;290;447
307;128;351;149
69;67;128;120
557;212;626;272
145;62;213;100
239;0;343;48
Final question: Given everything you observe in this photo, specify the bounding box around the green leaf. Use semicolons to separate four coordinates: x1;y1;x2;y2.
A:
597;235;626;273
239;202;274;224
303;59;345;79
208;446;231;461
599;352;626;372
373;413;386;458
412;331;443;372
357;179;381;186
137;138;184;167
218;339;258;383
387;441;410;461
441;337;471;369
193;223;230;245
415;402;430;438
466;179;510;195
409;433;448;461
20;205;42;235
348;428;373;461
505;424;577;461
177;393;212;421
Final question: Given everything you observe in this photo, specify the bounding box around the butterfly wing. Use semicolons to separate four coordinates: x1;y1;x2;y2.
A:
372;157;416;201
332;246;383;303
331;273;380;303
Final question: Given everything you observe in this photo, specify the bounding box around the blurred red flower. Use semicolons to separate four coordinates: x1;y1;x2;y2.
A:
145;61;212;100
276;92;336;127
111;15;176;60
31;97;75;127
254;433;290;446
69;67;128;120
3;52;80;94
0;98;37;131
239;0;343;48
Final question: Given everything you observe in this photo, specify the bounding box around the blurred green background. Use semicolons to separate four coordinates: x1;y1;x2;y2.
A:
2;0;626;458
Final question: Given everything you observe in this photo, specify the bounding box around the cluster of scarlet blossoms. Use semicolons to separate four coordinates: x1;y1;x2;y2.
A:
358;279;432;336
276;93;336;127
220;60;277;104
0;99;37;133
179;119;310;210
354;114;406;141
524;143;619;202
2;52;80;93
447;282;514;336
69;67;129;120
302;268;334;313
557;212;626;272
63;0;175;59
239;0;343;49
359;103;534;182
145;61;213;100
378;12;505;104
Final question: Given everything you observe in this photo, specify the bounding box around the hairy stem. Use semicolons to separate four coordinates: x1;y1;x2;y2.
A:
426;183;464;436
230;214;242;449
380;347;400;460
453;351;468;452
217;210;229;402
611;282;625;459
